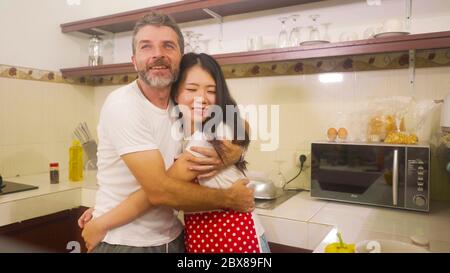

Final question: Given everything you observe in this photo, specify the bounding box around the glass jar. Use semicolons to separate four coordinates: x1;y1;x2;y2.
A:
49;162;59;184
88;35;103;66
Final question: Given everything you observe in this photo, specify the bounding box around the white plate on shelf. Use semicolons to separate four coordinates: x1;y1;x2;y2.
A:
355;239;430;253
300;40;330;46
373;31;410;38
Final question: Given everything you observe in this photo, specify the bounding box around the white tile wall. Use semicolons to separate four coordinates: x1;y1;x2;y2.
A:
92;66;450;200
0;78;95;178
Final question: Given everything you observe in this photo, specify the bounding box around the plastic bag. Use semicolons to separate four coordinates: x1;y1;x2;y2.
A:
324;96;438;144
326;111;350;142
340;96;436;144
364;96;411;143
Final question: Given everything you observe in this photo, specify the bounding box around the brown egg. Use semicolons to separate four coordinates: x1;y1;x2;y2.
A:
327;128;338;141
338;127;348;140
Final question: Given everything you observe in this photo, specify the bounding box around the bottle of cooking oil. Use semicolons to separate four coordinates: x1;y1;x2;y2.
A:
69;140;83;181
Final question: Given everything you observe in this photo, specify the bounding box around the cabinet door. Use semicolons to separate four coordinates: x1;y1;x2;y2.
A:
258;215;312;253
0;207;88;253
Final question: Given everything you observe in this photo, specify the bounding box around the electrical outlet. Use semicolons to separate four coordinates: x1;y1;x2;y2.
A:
294;151;311;168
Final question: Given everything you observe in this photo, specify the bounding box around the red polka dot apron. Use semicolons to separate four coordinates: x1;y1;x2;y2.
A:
184;210;260;253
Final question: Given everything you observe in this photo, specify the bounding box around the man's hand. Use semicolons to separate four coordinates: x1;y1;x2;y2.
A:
78;208;94;229
186;147;222;179
218;140;244;166
224;178;255;212
189;140;243;179
82;219;107;253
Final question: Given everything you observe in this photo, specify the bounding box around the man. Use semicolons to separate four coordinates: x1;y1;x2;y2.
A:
79;12;254;253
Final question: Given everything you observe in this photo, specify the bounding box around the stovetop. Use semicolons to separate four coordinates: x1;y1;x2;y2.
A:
0;181;38;196
254;190;300;210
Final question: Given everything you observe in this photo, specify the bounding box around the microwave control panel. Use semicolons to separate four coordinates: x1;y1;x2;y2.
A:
405;147;430;211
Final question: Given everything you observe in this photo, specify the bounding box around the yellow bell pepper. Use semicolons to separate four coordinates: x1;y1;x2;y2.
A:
324;232;355;253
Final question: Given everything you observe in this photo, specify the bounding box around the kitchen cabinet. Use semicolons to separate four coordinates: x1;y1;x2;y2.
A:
59;0;450;83
0;207;88;253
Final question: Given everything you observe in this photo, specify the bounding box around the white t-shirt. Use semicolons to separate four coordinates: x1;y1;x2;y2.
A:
93;80;183;247
185;124;265;236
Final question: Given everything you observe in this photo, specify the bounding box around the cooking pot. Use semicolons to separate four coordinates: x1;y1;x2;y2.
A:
246;171;283;200
248;180;283;199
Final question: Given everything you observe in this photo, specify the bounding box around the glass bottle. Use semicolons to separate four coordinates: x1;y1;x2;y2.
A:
69;140;83;181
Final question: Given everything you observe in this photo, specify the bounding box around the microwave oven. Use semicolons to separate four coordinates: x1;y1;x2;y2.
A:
311;142;430;212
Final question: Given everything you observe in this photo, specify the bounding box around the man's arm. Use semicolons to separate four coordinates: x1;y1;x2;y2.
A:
81;150;216;231
188;140;244;179
81;150;253;251
122;149;253;212
189;119;250;179
80;152;199;251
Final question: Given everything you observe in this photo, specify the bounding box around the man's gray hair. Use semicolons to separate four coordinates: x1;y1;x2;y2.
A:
132;12;184;55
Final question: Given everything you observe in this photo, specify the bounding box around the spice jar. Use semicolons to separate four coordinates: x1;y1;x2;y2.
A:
50;162;59;184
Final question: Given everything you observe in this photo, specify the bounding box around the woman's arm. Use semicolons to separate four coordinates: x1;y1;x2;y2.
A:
82;189;150;251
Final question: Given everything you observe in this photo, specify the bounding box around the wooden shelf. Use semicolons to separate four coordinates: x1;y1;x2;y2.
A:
60;31;450;78
214;31;450;65
61;0;325;35
61;63;134;78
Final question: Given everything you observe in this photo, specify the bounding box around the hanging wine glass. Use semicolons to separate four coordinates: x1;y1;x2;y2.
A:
183;30;194;53
277;17;289;48
192;33;203;53
322;22;331;42
309;14;321;41
272;160;287;189
289;14;301;47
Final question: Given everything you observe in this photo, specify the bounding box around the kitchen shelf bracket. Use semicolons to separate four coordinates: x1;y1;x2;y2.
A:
409;49;416;94
203;8;223;49
405;0;412;30
90;28;114;36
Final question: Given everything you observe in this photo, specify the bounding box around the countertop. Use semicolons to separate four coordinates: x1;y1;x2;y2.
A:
1;171;450;252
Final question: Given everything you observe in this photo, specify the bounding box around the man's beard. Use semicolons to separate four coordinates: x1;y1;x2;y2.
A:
138;60;179;88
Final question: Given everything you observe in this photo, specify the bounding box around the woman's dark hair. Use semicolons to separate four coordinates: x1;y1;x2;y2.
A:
171;53;250;173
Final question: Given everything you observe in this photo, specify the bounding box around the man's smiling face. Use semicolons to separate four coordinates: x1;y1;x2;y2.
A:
132;25;182;88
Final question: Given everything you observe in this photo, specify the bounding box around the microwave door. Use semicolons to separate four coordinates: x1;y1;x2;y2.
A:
362;147;405;207
312;144;405;208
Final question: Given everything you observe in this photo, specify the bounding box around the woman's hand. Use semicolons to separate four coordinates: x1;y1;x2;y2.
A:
82;219;107;253
78;208;94;228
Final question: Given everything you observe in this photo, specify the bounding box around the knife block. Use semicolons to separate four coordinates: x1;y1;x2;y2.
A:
82;140;98;170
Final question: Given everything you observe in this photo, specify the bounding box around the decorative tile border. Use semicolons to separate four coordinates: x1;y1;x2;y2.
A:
222;48;450;78
2;48;450;86
0;64;71;84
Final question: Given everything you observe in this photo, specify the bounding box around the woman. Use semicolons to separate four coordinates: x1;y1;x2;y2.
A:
80;53;270;253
